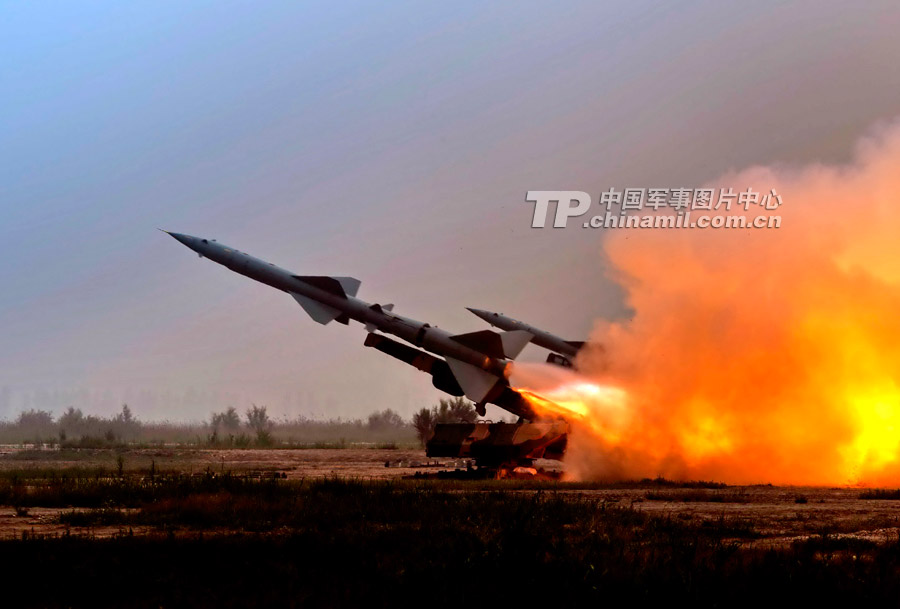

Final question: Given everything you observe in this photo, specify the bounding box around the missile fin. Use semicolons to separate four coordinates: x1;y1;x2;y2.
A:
499;330;533;360
366;302;395;331
290;292;342;325
335;277;361;298
565;340;586;351
450;329;533;359
445;357;501;403
369;303;394;315
449;330;505;359
291;276;360;299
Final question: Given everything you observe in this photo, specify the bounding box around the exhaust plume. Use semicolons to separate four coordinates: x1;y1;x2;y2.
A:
515;119;900;486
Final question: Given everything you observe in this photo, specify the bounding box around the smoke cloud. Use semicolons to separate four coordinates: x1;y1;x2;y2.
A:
516;119;900;486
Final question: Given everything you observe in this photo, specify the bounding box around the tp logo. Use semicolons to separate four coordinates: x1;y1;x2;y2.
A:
527;191;591;228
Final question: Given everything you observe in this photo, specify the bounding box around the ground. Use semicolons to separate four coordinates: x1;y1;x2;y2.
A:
1;446;898;547
2;446;900;607
0;445;428;479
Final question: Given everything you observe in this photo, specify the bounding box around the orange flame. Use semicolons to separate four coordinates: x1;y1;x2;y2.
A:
513;120;900;486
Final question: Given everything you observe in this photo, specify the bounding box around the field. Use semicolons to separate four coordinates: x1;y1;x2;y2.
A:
2;447;900;607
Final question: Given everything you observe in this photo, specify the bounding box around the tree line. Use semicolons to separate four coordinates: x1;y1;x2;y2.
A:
0;398;480;447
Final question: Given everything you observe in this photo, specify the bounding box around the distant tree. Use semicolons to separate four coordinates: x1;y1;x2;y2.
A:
59;407;85;429
14;409;56;444
117;404;135;425
114;404;139;440
366;409;405;431
16;409;54;428
211;407;241;432
246;404;273;446
245;405;271;433
435;397;477;425
58;407;85;441
412;408;435;446
412;398;478;446
223;407;241;430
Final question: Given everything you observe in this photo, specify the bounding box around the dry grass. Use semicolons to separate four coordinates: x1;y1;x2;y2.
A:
0;449;898;607
0;477;898;607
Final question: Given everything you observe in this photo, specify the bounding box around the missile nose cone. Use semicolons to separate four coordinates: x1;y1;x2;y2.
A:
163;231;194;246
162;230;205;255
466;308;493;322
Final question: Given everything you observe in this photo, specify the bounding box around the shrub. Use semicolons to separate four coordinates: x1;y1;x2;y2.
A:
412;397;478;446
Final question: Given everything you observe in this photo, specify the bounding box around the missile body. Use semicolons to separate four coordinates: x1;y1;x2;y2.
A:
165;232;537;418
466;308;584;359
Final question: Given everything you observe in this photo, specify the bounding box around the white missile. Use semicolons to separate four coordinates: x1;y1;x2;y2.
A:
164;232;538;418
466;308;585;367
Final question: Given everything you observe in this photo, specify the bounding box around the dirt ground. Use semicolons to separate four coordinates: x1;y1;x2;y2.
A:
0;446;433;479
0;507;150;539
1;446;898;546
569;487;900;549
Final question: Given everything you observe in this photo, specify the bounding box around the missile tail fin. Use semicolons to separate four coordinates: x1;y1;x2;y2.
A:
365;303;395;332
450;329;533;360
292;276;361;299
290;292;342;325
499;330;533;360
449;330;505;359
335;277;361;298
445;357;501;403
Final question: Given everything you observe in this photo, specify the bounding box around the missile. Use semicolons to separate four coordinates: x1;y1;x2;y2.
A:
164;232;538;419
362;333;536;417
466;307;585;367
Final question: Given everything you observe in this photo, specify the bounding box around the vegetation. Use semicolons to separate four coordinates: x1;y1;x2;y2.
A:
1;476;900;607
8;405;141;447
411;397;478;445
0;396;500;448
0;404;418;447
209;406;241;432
859;488;900;500
645;489;751;503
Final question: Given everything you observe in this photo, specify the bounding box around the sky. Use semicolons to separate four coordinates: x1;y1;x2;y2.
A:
2;1;899;422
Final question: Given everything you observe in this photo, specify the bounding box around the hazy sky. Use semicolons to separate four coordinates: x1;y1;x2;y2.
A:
2;1;899;421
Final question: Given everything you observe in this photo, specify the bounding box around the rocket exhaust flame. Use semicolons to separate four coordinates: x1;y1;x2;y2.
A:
513;120;900;486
